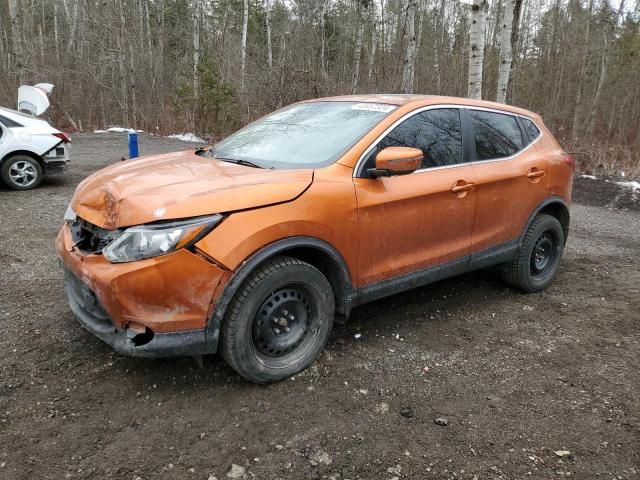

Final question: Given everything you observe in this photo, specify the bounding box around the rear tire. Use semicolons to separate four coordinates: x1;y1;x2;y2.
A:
1;154;44;190
220;256;335;384
502;214;564;292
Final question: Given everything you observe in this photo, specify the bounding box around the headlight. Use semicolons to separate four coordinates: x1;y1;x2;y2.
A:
102;214;222;263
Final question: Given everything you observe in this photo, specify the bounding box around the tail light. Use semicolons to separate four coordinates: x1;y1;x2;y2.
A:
53;132;72;144
562;153;575;171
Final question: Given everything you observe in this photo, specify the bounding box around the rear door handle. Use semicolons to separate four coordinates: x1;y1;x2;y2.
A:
451;182;475;194
527;168;545;179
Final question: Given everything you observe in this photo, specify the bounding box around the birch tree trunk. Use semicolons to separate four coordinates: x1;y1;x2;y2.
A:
434;0;446;94
129;42;138;128
496;0;515;103
118;0;129;126
192;0;200;97
467;0;488;100
415;0;425;56
265;0;273;69
351;1;365;94
144;0;152;56
571;0;594;141
53;1;60;62
368;13;377;81
505;0;523;104
401;0;417;94
320;1;327;78
587;34;608;136
241;0;249;90
65;0;79;54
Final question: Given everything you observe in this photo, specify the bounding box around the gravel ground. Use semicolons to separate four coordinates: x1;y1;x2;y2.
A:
0;133;638;480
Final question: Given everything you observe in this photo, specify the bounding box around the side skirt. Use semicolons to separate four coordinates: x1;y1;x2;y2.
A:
352;239;518;308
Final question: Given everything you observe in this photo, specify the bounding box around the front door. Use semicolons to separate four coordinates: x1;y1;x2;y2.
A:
354;108;477;287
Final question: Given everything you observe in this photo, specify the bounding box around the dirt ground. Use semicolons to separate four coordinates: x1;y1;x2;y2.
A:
0;133;638;480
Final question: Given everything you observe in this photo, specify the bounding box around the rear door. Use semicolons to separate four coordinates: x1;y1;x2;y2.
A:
465;108;549;253
354;107;477;286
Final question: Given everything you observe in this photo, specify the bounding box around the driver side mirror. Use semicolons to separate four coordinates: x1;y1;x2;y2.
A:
367;147;423;178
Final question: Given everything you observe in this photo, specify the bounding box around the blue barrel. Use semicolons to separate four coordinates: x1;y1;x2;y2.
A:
128;130;139;159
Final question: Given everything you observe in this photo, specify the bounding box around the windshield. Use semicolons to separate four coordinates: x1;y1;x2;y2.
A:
211;101;396;169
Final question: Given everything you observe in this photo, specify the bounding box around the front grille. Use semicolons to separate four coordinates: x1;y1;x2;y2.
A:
69;217;121;254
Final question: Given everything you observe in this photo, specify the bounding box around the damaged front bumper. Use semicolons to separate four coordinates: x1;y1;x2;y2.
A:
43;143;70;173
56;224;230;357
64;267;209;357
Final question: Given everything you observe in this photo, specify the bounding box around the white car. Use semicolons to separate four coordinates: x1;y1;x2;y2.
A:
0;84;70;190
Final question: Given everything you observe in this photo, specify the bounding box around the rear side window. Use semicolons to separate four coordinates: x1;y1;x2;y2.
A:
521;118;541;142
0;114;23;128
374;108;463;169
469;110;524;160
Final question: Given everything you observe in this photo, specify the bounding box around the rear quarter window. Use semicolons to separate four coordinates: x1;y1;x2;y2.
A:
521;118;541;143
0;114;23;128
469;110;524;161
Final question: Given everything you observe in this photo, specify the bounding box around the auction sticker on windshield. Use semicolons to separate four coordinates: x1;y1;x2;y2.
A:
351;103;396;113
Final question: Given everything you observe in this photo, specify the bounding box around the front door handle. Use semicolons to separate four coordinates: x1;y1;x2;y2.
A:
527;168;545;179
451;182;475;194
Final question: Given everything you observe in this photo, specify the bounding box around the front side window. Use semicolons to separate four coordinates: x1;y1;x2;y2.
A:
211;101;395;169
470;110;524;160
372;108;463;169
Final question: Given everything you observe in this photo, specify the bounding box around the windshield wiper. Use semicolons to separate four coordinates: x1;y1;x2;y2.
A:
214;156;270;169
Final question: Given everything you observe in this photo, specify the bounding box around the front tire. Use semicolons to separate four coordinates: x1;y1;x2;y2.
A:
502;214;564;292
220;256;335;384
1;155;44;190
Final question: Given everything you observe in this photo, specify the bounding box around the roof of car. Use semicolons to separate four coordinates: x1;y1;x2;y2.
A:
308;94;540;119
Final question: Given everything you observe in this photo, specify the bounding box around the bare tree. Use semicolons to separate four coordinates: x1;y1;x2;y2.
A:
192;0;201;97
496;0;515;103
241;0;249;90
401;0;418;94
468;0;488;100
368;1;378;80
587;33;608;136
265;0;273;69
351;0;367;94
571;0;594;141
505;0;523;104
320;1;328;78
7;0;23;80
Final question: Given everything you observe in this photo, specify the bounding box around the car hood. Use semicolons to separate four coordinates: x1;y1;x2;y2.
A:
71;150;313;229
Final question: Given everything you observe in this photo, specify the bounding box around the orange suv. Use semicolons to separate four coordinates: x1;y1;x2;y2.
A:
57;95;574;383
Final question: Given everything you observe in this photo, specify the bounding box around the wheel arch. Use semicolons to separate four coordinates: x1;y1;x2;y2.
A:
522;197;570;245
1;149;45;168
205;236;355;352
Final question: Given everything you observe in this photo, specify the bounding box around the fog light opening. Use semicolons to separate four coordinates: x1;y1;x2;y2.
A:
125;323;155;347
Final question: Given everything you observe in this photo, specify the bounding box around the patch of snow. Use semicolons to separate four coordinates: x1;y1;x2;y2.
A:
615;180;640;192
579;174;597;180
104;127;144;134
168;132;206;143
